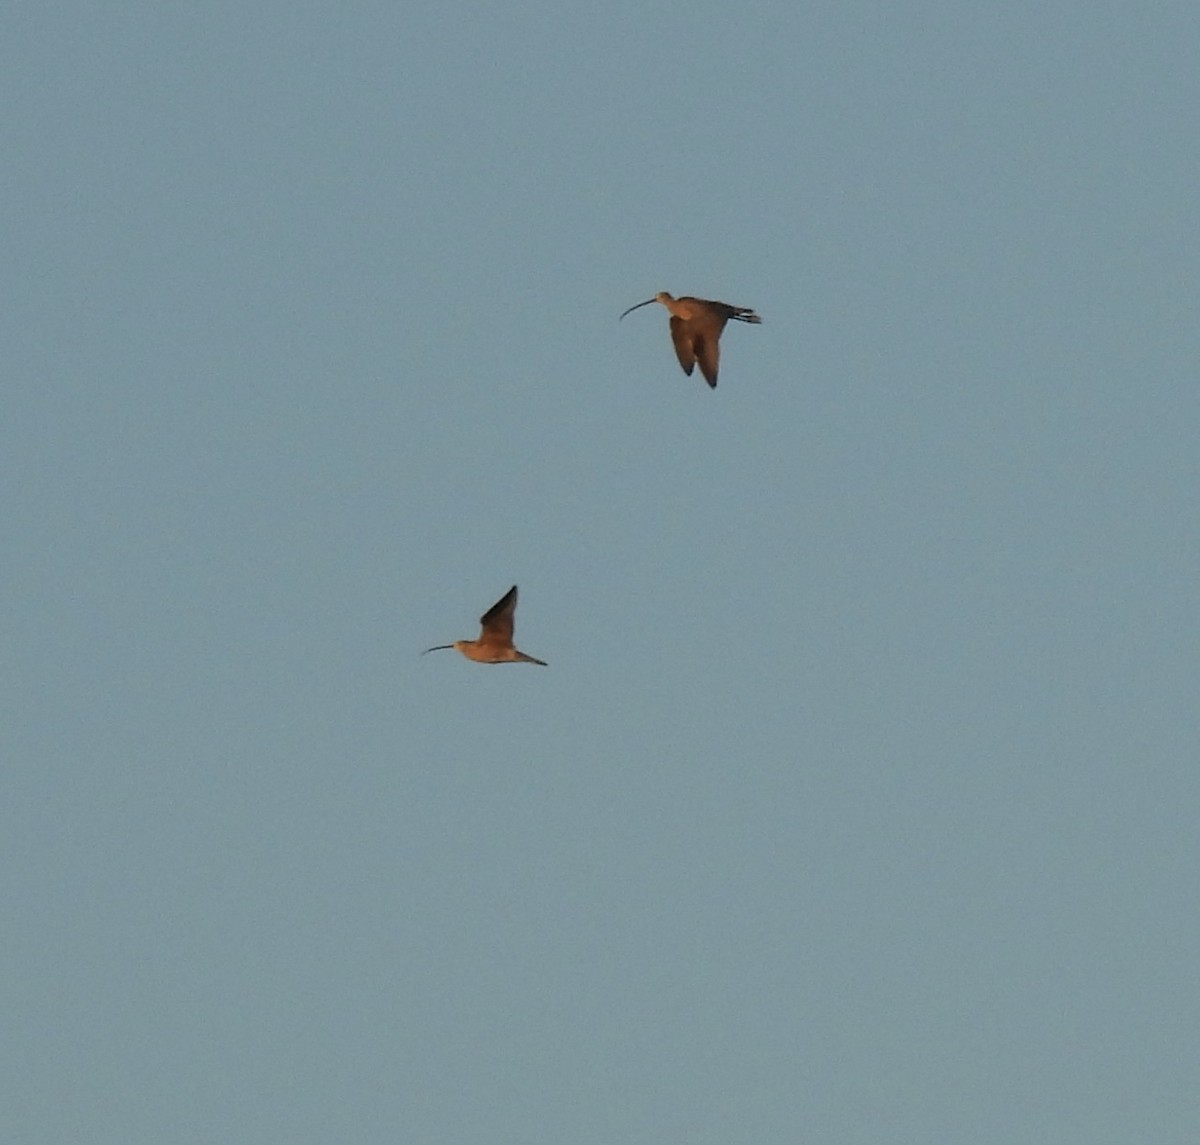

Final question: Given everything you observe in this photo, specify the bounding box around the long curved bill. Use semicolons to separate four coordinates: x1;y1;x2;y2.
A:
422;644;454;655
619;298;657;321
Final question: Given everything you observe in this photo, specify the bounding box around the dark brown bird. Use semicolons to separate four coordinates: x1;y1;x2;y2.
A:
620;291;761;388
423;585;547;665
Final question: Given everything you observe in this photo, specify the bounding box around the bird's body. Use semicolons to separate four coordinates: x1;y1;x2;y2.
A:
423;585;547;665
620;291;761;388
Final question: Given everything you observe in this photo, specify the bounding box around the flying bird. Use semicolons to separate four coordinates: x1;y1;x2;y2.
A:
423;585;547;666
620;291;761;388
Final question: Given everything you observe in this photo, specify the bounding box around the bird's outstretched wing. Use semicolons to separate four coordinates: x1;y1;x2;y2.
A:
693;328;721;388
669;316;697;378
478;585;518;645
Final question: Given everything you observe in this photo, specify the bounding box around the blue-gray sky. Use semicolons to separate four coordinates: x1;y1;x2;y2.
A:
4;4;1198;1143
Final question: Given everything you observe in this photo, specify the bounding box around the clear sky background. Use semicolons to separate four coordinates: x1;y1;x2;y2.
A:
4;4;1198;1143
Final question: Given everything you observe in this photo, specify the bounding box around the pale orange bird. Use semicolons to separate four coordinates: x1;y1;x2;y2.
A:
620;291;761;388
423;585;547;666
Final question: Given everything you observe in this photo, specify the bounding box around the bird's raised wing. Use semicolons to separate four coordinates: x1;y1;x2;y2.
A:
478;585;518;645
